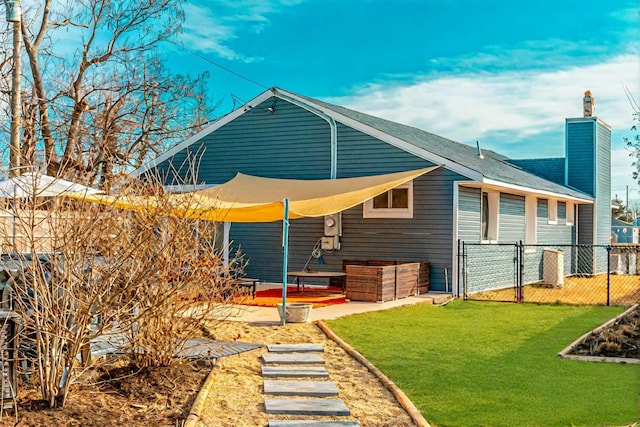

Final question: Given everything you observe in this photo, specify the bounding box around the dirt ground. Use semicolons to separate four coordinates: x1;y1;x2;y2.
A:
470;274;640;306
198;321;415;427
0;320;415;427
0;355;211;426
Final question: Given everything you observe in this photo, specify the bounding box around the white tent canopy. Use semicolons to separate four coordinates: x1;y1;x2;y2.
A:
0;172;102;198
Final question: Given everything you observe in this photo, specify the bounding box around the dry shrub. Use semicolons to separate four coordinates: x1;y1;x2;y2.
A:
0;171;243;409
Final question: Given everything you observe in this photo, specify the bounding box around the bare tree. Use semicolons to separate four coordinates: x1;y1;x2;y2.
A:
624;87;640;185
11;0;214;187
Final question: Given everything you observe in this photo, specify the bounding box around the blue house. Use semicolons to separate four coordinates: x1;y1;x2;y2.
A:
134;88;611;295
612;218;639;244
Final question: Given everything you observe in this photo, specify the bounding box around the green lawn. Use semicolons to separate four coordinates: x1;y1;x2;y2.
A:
325;300;639;427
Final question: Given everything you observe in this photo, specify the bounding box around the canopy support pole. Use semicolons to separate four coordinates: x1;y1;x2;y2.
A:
281;198;290;325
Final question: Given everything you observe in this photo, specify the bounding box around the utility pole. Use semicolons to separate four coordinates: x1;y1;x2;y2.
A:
6;0;22;177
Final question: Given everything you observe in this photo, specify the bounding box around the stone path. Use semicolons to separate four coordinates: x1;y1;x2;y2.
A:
264;380;338;397
262;366;330;378
262;343;360;426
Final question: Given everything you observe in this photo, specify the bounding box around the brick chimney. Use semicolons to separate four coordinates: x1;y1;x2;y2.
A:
583;90;595;117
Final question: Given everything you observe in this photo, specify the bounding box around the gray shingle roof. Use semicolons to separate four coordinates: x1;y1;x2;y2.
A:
285;88;591;201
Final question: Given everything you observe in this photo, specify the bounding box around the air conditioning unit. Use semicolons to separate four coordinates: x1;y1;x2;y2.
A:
543;249;564;288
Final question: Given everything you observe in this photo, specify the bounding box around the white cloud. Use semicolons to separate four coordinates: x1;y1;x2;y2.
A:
330;47;640;192
612;146;636;194
181;1;302;62
332;53;639;145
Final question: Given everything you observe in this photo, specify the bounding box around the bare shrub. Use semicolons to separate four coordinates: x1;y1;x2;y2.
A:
0;171;244;408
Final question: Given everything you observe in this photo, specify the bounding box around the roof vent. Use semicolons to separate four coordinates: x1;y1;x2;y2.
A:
583;90;595;117
476;141;484;159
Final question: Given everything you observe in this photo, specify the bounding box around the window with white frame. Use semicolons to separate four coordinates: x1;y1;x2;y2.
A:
363;181;413;218
525;195;537;244
481;190;499;242
548;199;558;224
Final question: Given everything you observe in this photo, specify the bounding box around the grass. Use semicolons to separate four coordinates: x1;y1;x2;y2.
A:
325;300;640;427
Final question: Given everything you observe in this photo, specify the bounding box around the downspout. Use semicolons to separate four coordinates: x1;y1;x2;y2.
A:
272;88;338;179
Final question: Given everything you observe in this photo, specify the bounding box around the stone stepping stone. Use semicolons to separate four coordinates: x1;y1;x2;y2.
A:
262;366;329;378
269;421;360;427
267;344;324;353
264;380;338;397
262;353;325;365
264;398;350;416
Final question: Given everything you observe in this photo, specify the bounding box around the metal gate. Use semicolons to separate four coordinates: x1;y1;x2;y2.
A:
459;241;522;302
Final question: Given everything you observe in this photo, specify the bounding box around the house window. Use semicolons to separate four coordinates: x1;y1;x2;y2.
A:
548;199;558;224
363;181;413;218
525;196;537;244
566;202;574;226
558;202;566;225
481;190;499;242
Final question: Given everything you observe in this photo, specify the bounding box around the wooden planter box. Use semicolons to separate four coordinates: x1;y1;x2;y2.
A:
395;263;420;298
345;262;421;302
416;262;430;294
342;260;430;298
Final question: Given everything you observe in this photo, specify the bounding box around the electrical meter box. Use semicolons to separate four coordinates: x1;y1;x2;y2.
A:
321;236;340;251
324;213;342;236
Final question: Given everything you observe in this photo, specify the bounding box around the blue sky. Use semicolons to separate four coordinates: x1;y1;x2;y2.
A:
168;0;639;200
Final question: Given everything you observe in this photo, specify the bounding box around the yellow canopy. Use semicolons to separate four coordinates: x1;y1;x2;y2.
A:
67;167;439;222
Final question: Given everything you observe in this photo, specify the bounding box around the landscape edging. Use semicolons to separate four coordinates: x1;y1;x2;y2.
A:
557;304;639;364
183;360;222;427
316;319;431;427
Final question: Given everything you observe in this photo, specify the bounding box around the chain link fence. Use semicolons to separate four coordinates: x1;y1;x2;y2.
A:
460;241;640;307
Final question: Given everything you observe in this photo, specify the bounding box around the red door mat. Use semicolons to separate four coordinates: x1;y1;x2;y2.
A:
238;286;346;308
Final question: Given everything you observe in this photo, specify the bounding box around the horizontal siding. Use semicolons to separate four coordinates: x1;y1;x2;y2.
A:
566;120;595;196
457;187;481;242
153;98;333;183
499;193;525;242
595;122;612;246
328;169;462;293
158;98;470;294
537;199;574;244
577;204;594;245
235;168;464;294
336;124;433;176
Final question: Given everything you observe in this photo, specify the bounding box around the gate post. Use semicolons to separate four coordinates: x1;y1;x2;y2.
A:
606;245;611;306
459;240;468;299
518;241;524;303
